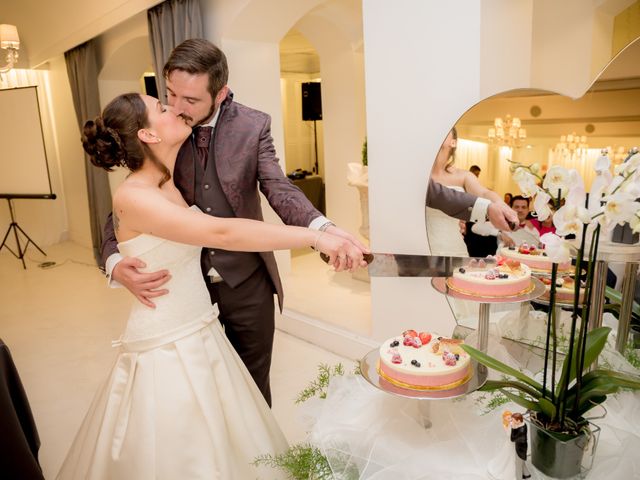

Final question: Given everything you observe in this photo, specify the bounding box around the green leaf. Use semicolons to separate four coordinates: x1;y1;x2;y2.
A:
565;369;640;417
538;396;557;419
557;327;611;398
499;388;542;413
605;287;640;318
462;345;544;392
479;380;542;399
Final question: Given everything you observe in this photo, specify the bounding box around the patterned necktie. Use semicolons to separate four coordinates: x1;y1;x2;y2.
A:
194;126;213;170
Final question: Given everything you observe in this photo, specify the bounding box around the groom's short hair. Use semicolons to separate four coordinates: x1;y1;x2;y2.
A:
164;39;229;101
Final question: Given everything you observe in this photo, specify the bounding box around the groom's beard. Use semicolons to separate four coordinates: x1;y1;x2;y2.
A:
185;103;218;127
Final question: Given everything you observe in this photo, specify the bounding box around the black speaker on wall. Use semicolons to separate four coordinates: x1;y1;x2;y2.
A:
143;74;159;99
301;82;322;121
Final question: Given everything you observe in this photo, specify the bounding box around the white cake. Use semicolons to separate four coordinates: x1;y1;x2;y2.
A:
378;330;471;390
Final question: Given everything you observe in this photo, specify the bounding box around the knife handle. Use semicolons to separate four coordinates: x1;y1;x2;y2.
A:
319;252;374;264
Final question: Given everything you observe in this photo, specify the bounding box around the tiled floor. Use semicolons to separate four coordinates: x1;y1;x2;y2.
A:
0;242;351;478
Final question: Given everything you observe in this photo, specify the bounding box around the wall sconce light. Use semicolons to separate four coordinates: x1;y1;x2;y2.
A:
0;24;20;73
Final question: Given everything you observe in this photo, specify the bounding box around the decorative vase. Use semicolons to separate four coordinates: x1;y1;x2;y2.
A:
527;418;600;479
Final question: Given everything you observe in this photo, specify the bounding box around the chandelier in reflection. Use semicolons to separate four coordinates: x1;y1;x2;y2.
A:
554;132;588;162
487;115;526;147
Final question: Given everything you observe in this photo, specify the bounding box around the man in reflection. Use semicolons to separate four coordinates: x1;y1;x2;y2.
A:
392;180;518;276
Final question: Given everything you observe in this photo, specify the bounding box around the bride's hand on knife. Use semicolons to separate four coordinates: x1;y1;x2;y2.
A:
316;232;369;273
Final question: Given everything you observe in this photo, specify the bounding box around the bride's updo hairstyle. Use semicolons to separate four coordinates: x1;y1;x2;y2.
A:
82;93;170;186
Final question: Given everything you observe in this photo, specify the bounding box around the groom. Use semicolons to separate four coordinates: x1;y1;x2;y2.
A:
102;39;517;407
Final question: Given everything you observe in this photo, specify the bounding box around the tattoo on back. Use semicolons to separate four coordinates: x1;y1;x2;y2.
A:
113;213;120;233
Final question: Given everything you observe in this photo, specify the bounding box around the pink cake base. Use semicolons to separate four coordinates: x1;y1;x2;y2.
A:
447;276;532;297
379;361;471;389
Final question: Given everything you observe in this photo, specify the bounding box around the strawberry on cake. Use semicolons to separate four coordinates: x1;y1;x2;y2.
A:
378;330;472;390
446;256;532;297
500;242;571;273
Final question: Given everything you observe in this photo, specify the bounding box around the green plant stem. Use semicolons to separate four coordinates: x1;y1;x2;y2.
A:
543;262;558;401
576;224;601;404
558;222;588;428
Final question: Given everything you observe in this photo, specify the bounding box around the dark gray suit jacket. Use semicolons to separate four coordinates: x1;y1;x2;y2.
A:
427;179;478;221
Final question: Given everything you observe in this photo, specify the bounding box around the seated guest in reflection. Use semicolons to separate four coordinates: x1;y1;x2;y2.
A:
469;165;481;178
428;127;515;257
529;206;556;236
499;196;539;246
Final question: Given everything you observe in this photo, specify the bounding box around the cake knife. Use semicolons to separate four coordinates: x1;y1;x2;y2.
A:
319;252;495;277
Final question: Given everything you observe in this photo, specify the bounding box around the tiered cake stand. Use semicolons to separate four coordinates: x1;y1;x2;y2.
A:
360;276;544;428
431;276;546;352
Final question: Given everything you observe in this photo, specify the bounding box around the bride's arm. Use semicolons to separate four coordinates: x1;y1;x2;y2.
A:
462;171;503;203
114;186;365;267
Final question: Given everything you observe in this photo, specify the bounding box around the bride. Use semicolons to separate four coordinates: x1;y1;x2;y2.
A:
427;127;506;257
56;93;367;479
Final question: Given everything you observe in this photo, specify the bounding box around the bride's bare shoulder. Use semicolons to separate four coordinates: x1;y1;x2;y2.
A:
113;180;163;212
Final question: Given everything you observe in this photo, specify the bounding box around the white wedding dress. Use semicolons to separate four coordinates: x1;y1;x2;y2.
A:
56;213;288;479
425;185;469;257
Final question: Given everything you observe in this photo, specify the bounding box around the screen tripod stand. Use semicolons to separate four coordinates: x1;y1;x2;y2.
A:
0;196;49;269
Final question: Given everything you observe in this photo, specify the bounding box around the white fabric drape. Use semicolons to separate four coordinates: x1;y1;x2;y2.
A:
548;148;600;191
454;139;489;174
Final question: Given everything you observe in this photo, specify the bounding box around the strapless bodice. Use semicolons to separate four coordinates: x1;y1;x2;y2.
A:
117;228;216;343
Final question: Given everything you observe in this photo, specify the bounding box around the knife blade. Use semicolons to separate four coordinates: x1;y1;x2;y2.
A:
319;252;496;277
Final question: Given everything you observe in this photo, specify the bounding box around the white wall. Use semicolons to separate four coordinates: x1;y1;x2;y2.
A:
364;0;483;340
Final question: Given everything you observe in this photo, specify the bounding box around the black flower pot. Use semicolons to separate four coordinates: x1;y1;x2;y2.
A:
527;418;600;479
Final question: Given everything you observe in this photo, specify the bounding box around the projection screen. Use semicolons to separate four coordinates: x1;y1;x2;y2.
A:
0;86;54;197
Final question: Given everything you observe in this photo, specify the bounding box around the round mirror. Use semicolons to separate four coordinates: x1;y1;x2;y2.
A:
426;39;640;347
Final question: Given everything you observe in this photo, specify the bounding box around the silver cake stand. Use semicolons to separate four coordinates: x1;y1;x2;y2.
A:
431;277;546;352
360;349;488;428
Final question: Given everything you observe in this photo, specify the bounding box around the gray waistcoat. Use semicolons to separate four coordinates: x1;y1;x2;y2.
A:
194;135;262;287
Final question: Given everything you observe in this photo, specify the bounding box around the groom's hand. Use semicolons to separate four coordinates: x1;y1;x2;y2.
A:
325;225;369;252
112;256;171;308
487;202;518;231
324;225;370;271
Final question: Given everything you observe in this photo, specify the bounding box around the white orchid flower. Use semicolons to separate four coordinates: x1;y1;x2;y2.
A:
632;215;640;234
540;232;572;264
512;167;540;197
602;192;640;225
620;177;640;198
543;166;574;198
533;190;552;221
553;204;591;236
626;152;640;171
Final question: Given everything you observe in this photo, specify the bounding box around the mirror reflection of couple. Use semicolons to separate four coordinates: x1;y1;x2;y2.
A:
57;39;517;479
